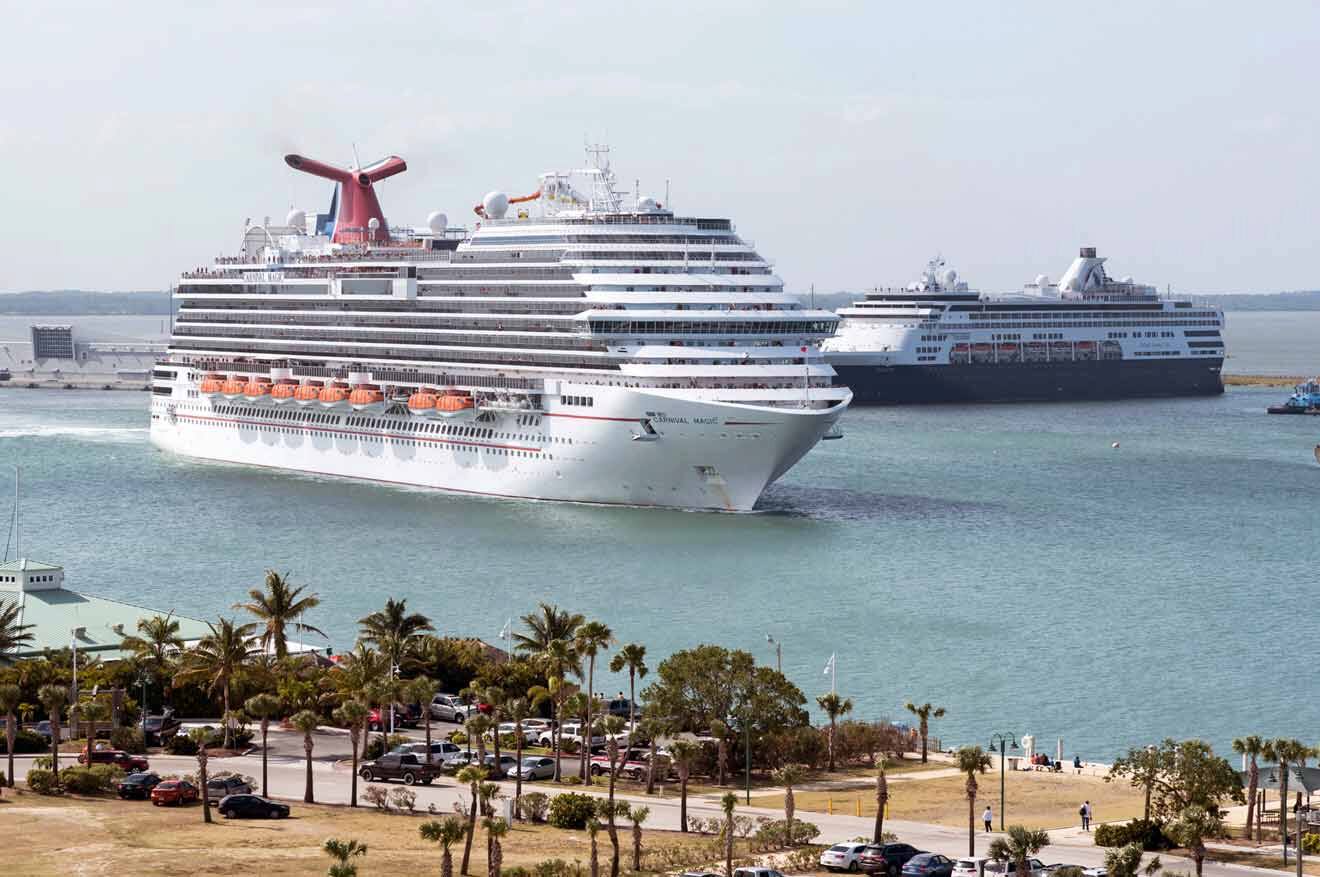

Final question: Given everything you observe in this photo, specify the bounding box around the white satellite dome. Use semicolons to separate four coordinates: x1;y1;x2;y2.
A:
637;195;659;212
285;208;307;231
941;268;958;287
1035;274;1050;288
427;211;448;235
482;191;509;219
1120;275;1134;284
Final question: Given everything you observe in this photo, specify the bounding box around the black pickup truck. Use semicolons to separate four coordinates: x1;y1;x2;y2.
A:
358;752;445;785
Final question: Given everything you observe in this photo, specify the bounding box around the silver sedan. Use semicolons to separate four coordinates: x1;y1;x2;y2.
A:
512;756;558;781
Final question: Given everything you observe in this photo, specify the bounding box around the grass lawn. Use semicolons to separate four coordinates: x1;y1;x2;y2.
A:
751;771;1147;830
0;788;724;877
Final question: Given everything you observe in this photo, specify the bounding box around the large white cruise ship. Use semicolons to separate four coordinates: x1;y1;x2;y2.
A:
148;147;850;511
825;248;1225;404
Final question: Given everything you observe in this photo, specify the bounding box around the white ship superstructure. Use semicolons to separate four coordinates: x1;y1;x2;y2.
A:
149;148;849;510
825;249;1225;403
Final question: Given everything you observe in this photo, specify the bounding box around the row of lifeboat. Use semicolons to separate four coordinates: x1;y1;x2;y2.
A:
198;374;474;416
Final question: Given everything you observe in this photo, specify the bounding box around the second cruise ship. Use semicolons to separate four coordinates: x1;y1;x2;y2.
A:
148;147;850;511
825;249;1225;404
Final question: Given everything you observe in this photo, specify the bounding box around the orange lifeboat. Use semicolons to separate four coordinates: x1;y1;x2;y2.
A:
318;385;349;408
436;394;475;414
221;377;247;399
242;379;272;404
199;375;225;397
294;381;323;405
408;389;439;417
270;380;298;404
349;384;386;413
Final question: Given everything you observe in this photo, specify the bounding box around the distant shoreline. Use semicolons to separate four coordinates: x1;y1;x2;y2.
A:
1223;374;1305;387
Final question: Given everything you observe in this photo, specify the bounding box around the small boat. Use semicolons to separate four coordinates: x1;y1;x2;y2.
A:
242;379;272;404
436;392;475;416
199;374;225;398
408;389;439;417
1267;379;1320;414
318;384;349;409
220;377;246;399
294;381;323;406
349;384;387;413
270;381;298;404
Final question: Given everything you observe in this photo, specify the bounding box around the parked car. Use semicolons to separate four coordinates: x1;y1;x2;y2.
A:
205;775;254;802
430;694;474;723
495;721;545;745
393;740;465;763
952;858;989;877
78;748;150;772
142;711;183;746
680;872;722;877
474;753;519;778
368;704;418;731
903;854;956;877
539;721;605;751
116;772;163;799
359;752;445;785
513;755;558;781
984;860;1046;877
219;793;290;819
822;843;872;872
589;751;672;781
733;869;786;877
859;843;922;876
31;720;55;741
151;779;200;806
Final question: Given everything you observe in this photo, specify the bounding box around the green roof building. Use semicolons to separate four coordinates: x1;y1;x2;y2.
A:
0;557;213;661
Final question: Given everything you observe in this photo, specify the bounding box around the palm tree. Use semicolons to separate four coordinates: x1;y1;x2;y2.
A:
537;637;580;781
904;701;946;764
244;692;282;795
957;746;993;855
119;614;183;704
466;713;494;765
0;683;21;788
235;570;325;659
628;805;650;871
1233;736;1264;842
588;817;602;877
722;791;738;877
638;713;670;795
709;718;730;787
457;765;488;876
323;838;368;877
358;596;434;681
421;815;468;877
670;739;699;832
601;715;627;877
574;620;613;779
334;699;369;807
480;685;508;777
506;695;534;811
405;676;438;764
484;816;510;877
188;727;212;824
333;642;388;758
874;764;889;843
1264;738;1314;854
608;643;647;736
291;709;319;803
512;602;583;655
173;618;259;748
1168;805;1221;877
817;691;854;771
988;825;1049;877
0;598;34;663
37;683;66;779
774;763;807;847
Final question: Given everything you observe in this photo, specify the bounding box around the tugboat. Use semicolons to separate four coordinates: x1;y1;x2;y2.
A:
1266;378;1320;414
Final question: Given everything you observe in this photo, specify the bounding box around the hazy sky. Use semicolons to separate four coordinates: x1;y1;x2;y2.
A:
3;2;1318;294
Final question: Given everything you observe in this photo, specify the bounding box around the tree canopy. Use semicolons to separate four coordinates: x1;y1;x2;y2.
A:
1108;739;1244;822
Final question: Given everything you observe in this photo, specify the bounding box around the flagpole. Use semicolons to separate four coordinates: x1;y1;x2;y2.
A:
832;654;836;695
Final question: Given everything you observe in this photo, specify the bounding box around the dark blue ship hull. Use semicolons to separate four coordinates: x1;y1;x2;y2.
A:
832;357;1224;404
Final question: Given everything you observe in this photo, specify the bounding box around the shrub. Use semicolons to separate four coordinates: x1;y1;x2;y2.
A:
0;728;47;754
204;728;253;749
449;731;468;745
1303;834;1320;856
110;727;147;754
391;787;417;813
531;859;574;877
1052;868;1085;877
1094;819;1173;852
166;734;198;756
362;786;390;811
548;791;598;829
518;791;550;822
26;768;60;795
557;737;580;754
563;774;582;785
753;817;820;847
782;845;827;872
60;765;124;795
364;733;412;760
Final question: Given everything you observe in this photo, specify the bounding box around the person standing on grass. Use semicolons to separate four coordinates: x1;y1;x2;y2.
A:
983;805;993;833
1080;800;1092;831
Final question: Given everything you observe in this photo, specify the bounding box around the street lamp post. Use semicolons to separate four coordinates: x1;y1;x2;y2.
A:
989;732;1018;832
765;634;782;673
137;673;149;737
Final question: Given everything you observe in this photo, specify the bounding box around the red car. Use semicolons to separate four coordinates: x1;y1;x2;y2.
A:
151;779;200;806
78;748;150;772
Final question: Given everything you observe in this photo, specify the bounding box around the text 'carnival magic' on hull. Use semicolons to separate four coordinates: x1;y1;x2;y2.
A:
149;146;850;511
823;249;1225;404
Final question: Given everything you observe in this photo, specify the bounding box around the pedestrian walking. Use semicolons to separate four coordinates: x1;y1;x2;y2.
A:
983;805;993;833
1080;800;1092;831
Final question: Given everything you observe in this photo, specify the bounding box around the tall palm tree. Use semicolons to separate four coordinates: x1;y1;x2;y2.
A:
774;763;806;847
1263;738;1314;853
957;745;993;855
512;603;583;655
874;764;889;843
1233;735;1264;842
608;643;647;735
291;709;319;803
0;598;34;663
420;815;468;877
988;825;1049;877
574;620;614;779
638;713;671;795
334;642;388;760
817;691;854;771
722;791;738;877
628;805;650;871
405;676;438;764
37;683;66;779
506;695;534;811
235;570;325;659
904;701;946;764
335;699;369;807
457;765;488;876
244;693;282;795
602;715;627;877
484;815;510;877
480;685;508;777
358;597;434;673
189;727;213;824
670;739;700;832
588;817;602;877
537;637;580;781
173;618;259;748
323;838;368;877
466;713;494;765
119;614;184;702
0;683;21;788
709;718;730;787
